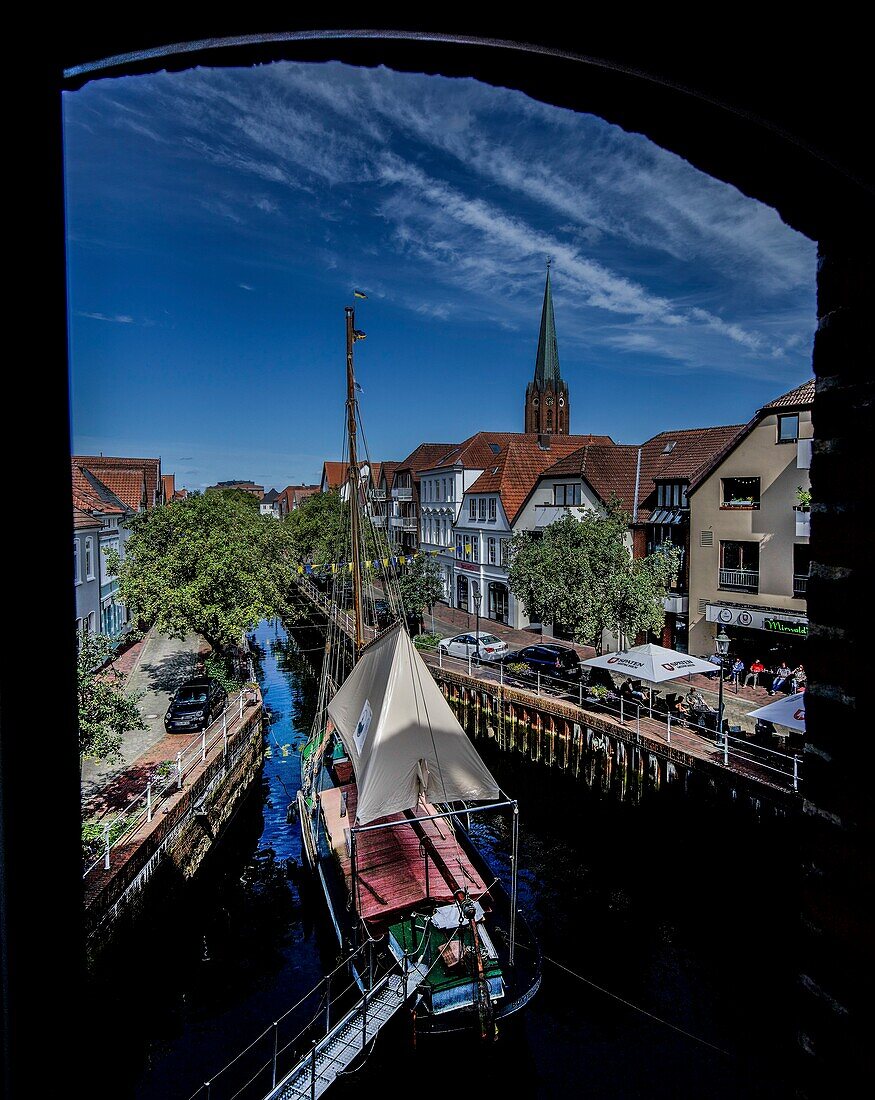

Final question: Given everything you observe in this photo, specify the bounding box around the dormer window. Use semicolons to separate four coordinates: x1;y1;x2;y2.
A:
656;482;688;508
554;484;582;506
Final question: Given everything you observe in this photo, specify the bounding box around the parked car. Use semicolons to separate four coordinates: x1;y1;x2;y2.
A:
500;643;582;682
164;677;228;734
437;631;509;662
367;598;393;629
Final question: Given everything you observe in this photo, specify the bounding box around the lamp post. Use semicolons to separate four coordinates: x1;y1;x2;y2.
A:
473;587;482;664
715;629;730;758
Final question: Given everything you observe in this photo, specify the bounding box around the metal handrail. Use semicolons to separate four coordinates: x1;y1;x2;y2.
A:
82;688;256;879
429;648;802;792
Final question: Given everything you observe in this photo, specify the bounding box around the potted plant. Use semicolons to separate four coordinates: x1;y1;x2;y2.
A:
795;486;811;535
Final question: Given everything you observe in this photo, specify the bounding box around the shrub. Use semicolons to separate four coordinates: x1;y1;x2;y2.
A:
413;632;441;650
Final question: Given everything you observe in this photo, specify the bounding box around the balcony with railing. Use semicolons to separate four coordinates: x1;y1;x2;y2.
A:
392;486;413;500
718;568;759;592
369;488;386;500
793;573;808;597
371;515;387;528
390;516;418;530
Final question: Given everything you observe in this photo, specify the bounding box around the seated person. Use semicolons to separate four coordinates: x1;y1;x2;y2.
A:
769;662;793;695
705;653;724;679
790;664;806;692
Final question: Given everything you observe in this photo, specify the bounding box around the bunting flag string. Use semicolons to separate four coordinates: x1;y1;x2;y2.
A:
295;545;454;575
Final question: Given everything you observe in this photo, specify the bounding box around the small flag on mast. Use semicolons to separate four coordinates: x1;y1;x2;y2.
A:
354;289;367;299
353;329;367;341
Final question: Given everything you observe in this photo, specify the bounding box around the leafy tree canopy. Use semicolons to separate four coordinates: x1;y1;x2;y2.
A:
285;489;387;573
507;504;683;650
112;491;295;652
397;552;444;621
78;633;147;764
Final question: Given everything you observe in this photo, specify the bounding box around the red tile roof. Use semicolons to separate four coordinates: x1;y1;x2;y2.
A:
82;466;146;512
73;506;101;530
71;463;129;515
467;436;599;523
73;455;161;507
376;462;400;490
536;424;744;522
321;462;347;491
761;379;815;410
431;431;613;473
395;443;459;479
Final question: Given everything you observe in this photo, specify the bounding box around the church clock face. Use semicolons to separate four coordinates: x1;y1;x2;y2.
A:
546;396;554;407
559;397;565;407
532;397;539;408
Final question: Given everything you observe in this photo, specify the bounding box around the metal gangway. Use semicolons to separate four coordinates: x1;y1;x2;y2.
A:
264;960;428;1100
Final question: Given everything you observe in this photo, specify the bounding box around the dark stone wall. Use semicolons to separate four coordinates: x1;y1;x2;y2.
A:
798;240;875;1095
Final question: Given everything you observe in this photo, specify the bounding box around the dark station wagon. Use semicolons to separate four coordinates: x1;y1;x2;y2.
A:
164;677;228;734
500;643;582;683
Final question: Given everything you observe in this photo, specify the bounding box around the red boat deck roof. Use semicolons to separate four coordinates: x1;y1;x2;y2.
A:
319;784;490;927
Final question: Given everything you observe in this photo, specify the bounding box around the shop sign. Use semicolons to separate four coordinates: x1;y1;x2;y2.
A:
764;618;808;637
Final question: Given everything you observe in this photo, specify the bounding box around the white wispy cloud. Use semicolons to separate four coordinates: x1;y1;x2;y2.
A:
77;311;135;324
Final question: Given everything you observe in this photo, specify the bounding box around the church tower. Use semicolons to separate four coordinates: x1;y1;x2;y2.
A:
524;262;570;435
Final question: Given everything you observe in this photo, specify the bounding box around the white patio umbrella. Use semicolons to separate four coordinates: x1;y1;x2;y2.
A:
582;643;717;716
747;692;806;732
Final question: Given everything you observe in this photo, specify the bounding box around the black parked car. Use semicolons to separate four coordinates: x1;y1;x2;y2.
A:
501;643;582;683
164;677;228;734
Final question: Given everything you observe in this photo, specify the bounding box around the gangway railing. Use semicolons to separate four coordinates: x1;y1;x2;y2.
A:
183;937;432;1100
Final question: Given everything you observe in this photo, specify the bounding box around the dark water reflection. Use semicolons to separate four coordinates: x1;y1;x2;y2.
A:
85;620;796;1099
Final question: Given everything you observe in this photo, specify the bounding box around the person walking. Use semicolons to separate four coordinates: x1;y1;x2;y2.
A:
730;657;745;689
744;658;765;689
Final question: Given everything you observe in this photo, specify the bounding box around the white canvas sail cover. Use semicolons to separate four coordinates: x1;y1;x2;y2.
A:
327;622;499;824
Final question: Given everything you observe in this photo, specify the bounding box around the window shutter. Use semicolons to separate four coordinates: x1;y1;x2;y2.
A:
700;531;714;546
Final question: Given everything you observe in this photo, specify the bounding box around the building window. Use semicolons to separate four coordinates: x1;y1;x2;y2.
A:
778;414;799;442
500;539;510;567
74;539;81;584
471;535;479;563
656;482;687;508
794;545;811;598
488;536;497;564
488;498;497;521
442;479;447;502
469;498;476;519
84;537;95;580
456;535;464;560
554;483;582;506
88;611;96;634
720;477;761;508
719;540;759;591
478;498;487;521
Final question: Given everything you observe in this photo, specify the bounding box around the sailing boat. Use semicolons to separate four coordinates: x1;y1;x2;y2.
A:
296;302;541;1038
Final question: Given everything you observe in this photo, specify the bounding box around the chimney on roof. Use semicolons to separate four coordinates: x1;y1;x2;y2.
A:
537;434;551;450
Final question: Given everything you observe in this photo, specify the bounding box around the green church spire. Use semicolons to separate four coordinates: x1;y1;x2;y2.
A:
534;260;560;389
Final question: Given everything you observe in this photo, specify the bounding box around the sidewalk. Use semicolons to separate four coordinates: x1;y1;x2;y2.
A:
81;628;206;804
426;602;790;733
426;601;597;662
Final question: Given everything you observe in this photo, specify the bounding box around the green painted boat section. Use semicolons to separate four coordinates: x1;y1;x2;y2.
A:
389;914;503;994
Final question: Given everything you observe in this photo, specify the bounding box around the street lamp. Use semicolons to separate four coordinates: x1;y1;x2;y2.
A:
715;629;730;758
473;587;482;663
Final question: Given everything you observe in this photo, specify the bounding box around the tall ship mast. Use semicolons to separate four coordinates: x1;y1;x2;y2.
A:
296;298;541;1039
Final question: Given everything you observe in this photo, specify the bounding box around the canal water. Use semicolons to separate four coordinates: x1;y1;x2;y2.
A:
86;620;798;1099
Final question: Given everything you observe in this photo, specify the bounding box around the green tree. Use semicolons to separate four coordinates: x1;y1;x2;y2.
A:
507;505;683;650
111;491;295;653
77;633;147;764
285;490;346;569
398;553;444;631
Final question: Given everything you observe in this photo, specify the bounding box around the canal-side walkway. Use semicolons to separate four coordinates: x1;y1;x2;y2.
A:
81;628;207;803
426;600;783;736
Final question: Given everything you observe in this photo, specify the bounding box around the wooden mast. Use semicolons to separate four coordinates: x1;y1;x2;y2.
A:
345;305;366;657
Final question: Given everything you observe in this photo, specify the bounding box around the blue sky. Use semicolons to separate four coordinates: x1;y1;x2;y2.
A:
63;61;817;491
